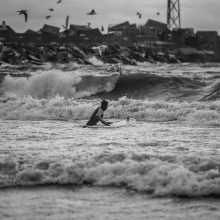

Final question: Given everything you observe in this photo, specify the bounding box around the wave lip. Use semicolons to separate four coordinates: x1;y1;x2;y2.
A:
1;154;220;197
95;73;220;101
1;70;120;99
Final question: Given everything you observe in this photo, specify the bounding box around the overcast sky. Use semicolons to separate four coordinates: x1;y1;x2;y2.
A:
0;0;220;33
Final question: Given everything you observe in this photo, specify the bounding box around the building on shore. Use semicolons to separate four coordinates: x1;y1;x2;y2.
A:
40;24;60;42
172;28;195;45
195;31;218;50
0;21;17;42
108;19;171;45
20;29;42;43
59;24;102;44
108;21;138;39
144;19;170;41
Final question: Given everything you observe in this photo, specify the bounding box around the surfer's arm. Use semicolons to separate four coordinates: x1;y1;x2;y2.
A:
99;117;112;126
97;109;112;126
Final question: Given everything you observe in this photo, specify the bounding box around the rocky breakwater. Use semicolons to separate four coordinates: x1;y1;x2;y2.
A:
0;42;217;69
0;42;93;66
99;43;181;65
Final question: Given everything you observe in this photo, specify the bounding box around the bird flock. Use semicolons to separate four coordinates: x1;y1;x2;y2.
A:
17;0;63;22
16;0;158;29
15;1;164;75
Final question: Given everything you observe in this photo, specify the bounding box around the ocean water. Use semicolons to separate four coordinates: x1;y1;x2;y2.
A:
0;62;220;220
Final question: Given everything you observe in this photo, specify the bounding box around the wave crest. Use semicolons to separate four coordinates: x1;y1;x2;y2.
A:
1;154;220;197
1;70;119;99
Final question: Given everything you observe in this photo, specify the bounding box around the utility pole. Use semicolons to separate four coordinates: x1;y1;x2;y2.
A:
167;0;181;30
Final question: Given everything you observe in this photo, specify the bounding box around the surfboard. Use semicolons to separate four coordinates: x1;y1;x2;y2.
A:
83;120;128;128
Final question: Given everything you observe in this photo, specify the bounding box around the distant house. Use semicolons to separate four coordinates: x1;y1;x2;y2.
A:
138;25;156;39
20;29;42;43
0;22;17;42
145;19;168;31
68;24;91;36
108;21;138;38
172;28;195;44
108;21;130;35
40;24;60;36
196;31;218;44
144;19;170;40
67;24;102;37
39;24;60;42
25;29;38;35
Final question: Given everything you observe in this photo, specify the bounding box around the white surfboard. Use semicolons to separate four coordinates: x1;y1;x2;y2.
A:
83;118;136;128
84;120;129;128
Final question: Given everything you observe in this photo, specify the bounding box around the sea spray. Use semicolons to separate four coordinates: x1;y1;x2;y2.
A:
1;70;120;99
2;71;79;98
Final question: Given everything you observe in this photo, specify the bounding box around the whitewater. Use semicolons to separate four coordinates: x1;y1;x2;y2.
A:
0;62;220;220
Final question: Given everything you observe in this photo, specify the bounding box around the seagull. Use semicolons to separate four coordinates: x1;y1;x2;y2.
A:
45;15;51;19
57;0;62;4
136;12;142;19
157;12;160;16
92;45;108;56
17;10;28;22
49;8;54;12
87;9;96;15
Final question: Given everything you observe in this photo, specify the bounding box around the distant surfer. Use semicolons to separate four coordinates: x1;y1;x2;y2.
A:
83;100;112;127
127;117;130;123
112;63;123;75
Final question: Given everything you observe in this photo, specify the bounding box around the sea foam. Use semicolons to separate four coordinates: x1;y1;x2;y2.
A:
0;153;220;197
0;96;219;126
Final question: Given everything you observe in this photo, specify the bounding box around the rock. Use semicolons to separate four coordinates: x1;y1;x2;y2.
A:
168;54;180;63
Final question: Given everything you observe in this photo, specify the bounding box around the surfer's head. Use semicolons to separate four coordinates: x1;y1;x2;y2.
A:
101;100;108;111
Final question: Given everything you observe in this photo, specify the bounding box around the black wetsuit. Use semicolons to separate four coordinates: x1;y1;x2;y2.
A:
86;107;104;126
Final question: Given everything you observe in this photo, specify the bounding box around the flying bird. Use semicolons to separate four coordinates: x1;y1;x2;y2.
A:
17;10;28;22
49;8;54;12
157;12;160;16
87;9;96;15
136;12;142;19
92;45;108;56
45;15;51;19
57;0;62;4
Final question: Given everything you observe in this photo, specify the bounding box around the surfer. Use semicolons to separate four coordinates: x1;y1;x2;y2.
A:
83;100;112;127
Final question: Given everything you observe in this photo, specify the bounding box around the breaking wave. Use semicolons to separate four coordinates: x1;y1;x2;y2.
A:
1;153;220;197
0;70;120;99
93;73;220;101
1;69;220;101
